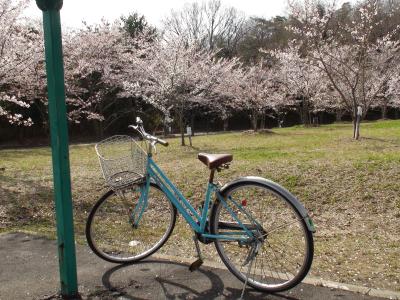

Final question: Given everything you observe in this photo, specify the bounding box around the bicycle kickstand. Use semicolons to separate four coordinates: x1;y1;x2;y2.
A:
189;235;204;272
239;242;261;300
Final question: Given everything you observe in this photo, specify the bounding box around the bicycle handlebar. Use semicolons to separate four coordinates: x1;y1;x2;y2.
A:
153;136;169;147
128;121;169;147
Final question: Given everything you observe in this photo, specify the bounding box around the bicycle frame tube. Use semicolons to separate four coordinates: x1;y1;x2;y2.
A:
148;157;202;230
135;156;255;242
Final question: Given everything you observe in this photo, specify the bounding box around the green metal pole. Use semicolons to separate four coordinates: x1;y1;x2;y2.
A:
36;0;79;297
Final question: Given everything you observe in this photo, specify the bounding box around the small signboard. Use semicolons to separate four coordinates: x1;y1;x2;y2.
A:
186;126;192;146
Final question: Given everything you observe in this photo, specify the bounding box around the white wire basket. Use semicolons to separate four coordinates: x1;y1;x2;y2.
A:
95;135;147;190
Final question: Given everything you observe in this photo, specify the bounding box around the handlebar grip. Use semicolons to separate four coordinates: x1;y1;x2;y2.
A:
157;138;169;147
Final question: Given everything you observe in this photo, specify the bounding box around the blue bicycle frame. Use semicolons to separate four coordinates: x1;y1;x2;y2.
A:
131;154;260;243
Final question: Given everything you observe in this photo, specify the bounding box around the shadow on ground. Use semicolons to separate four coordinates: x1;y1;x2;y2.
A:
94;260;298;300
0;233;387;300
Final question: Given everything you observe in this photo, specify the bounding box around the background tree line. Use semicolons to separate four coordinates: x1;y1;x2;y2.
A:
1;0;400;146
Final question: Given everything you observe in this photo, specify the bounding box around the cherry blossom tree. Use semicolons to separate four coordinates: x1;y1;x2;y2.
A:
379;74;400;118
187;54;242;132
270;44;329;126
63;22;124;125
288;0;400;139
124;38;239;145
15;21;51;131
219;63;283;131
62;20;155;136
190;53;243;131
0;0;34;126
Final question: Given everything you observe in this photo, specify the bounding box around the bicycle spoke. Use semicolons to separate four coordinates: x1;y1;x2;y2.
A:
264;218;303;235
86;184;176;263
212;182;313;292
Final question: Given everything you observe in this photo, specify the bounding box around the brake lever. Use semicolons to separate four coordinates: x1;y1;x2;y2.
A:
128;125;144;140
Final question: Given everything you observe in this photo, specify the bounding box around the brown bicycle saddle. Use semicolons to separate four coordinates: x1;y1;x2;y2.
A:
198;153;233;169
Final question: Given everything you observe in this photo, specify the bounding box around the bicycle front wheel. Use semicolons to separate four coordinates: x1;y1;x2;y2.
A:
86;182;177;263
210;180;314;292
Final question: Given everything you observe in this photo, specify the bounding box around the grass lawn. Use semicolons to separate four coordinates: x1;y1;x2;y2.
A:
1;120;399;291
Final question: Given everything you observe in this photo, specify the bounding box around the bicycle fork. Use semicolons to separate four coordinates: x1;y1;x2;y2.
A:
129;182;150;228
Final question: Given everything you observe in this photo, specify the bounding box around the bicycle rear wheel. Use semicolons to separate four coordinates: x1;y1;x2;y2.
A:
210;180;313;292
86;182;177;263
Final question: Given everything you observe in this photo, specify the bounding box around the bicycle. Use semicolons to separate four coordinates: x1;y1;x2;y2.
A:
86;117;315;293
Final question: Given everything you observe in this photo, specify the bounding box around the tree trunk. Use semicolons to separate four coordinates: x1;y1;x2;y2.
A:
353;114;361;140
40;119;50;139
94;121;104;139
190;114;195;136
179;114;185;146
336;110;344;122
260;113;266;129
312;115;319;127
381;102;387;119
251;112;258;131
301;99;311;126
223;118;229;131
163;123;168;137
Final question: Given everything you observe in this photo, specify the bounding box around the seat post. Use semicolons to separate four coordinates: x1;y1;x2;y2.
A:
209;169;215;183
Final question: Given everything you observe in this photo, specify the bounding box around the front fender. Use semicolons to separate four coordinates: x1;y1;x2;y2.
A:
219;176;315;232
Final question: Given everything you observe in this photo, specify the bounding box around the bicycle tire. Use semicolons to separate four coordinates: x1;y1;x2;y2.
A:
86;182;177;263
210;179;314;292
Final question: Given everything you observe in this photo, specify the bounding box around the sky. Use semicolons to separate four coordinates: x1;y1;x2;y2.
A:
25;0;289;29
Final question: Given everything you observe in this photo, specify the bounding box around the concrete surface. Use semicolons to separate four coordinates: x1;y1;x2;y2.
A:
0;232;393;300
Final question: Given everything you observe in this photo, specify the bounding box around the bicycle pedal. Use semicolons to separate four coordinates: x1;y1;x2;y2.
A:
189;258;203;272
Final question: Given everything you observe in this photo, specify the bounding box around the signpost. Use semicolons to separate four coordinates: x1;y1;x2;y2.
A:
36;0;79;297
186;126;192;146
355;106;363;140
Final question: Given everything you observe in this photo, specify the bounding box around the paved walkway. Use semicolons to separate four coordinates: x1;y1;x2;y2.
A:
0;233;390;300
